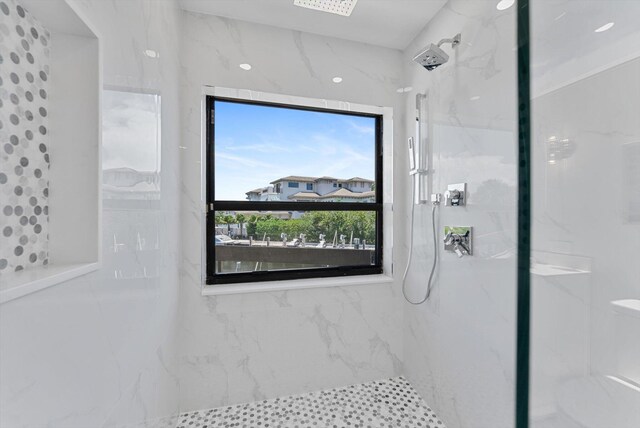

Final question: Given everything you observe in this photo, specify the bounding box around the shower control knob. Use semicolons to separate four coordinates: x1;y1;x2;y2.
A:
443;232;454;245
454;244;464;258
444;183;467;206
443;226;472;257
449;189;461;205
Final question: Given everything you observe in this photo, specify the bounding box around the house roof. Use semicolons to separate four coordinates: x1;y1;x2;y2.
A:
246;187;267;194
338;177;375;183
349;190;376;198
270;175;374;184
270;175;318;184
288;192;321;199
319;188;375;199
288;189;375;200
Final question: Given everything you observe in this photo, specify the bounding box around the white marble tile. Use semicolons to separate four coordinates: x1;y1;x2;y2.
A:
0;0;183;427
400;1;518;427
179;281;403;412
178;11;406;411
530;1;640;423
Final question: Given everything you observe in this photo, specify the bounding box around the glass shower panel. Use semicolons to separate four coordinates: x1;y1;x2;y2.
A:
529;1;640;427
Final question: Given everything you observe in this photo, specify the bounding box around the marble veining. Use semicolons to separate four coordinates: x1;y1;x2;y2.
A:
179;10;405;412
176;377;445;428
0;0;183;427
401;1;518;427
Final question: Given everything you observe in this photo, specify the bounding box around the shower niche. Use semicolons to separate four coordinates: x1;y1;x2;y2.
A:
0;0;101;303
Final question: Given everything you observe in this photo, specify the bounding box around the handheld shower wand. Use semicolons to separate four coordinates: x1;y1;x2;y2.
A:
402;92;441;305
408;94;429;204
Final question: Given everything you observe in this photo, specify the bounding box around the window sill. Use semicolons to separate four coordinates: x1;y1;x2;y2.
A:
201;273;394;296
0;262;99;304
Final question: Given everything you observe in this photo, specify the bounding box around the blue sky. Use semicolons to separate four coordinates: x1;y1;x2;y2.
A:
214;101;376;200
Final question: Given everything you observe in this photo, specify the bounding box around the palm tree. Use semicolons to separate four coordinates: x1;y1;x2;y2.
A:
222;214;235;235
235;213;246;238
246;214;259;237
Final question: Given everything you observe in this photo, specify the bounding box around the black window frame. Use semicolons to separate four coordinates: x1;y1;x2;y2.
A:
205;96;384;285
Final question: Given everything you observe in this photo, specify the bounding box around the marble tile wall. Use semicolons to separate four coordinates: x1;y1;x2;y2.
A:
0;0;183;427
179;12;406;412
531;41;640;427
0;0;50;273
400;1;518;427
530;1;640;422
2;2;524;427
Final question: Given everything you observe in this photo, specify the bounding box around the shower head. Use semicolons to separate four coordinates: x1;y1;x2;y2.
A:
413;33;461;71
413;44;450;70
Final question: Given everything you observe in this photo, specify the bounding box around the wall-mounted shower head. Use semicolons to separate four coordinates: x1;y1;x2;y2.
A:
413;33;461;71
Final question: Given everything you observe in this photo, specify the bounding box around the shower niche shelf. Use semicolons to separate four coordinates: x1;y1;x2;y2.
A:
0;0;101;303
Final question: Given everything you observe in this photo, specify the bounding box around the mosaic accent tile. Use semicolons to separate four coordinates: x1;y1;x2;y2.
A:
0;0;50;273
176;377;446;428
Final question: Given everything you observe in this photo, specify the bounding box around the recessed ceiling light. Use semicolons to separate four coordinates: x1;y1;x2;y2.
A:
294;0;359;17
144;49;159;58
496;0;515;11
595;22;614;33
470;96;481;101
396;87;413;93
239;63;252;70
332;77;343;83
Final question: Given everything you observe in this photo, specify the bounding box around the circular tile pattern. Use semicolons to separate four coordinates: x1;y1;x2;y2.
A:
0;0;50;272
176;377;446;428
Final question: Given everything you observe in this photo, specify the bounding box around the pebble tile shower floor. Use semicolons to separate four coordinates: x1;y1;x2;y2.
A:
176;376;445;428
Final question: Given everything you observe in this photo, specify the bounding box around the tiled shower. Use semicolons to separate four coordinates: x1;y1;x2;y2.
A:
1;1;638;428
0;0;50;272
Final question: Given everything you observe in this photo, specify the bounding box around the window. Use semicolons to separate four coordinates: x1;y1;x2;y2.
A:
206;96;383;284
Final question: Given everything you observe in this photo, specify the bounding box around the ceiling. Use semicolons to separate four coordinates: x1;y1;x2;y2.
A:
178;0;447;50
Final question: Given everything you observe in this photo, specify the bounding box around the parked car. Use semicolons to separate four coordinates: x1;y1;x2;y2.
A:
214;235;240;246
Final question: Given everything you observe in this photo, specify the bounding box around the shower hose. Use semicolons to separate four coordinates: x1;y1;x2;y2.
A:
402;174;439;305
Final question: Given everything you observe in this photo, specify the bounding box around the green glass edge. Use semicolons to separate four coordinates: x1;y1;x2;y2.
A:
516;0;531;428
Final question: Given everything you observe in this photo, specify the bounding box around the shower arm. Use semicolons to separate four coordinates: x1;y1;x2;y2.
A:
437;33;462;48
